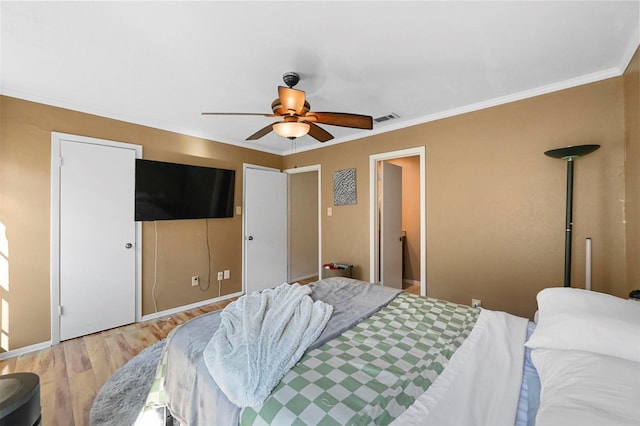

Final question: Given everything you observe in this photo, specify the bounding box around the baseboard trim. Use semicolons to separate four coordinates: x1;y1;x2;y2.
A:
290;273;319;282
140;291;243;322
0;292;244;360
0;340;52;361
403;279;420;286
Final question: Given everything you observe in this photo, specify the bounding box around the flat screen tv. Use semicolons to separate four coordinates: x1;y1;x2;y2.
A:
135;159;235;221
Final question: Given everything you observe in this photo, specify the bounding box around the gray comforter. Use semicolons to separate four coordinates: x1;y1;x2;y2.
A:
163;277;401;426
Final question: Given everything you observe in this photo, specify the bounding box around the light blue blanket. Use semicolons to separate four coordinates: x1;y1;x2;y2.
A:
203;283;333;407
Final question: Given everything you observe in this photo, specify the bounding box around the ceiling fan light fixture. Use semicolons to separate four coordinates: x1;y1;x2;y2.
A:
273;121;310;138
203;71;372;143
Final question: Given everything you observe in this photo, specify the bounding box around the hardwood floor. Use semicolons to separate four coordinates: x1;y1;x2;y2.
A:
404;283;421;295
0;299;234;426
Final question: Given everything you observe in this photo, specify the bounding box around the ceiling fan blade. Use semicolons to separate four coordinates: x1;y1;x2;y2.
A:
202;112;277;117
307;122;334;142
278;86;306;115
305;112;373;129
246;122;278;140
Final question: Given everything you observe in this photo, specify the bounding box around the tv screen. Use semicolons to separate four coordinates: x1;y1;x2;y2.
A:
135;159;235;221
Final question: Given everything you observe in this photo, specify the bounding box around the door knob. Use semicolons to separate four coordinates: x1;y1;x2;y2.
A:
248;236;254;241
125;243;133;249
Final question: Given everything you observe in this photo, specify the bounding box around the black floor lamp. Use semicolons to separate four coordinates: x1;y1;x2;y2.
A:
544;144;600;287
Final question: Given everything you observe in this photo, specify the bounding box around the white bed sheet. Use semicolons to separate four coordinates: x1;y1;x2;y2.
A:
391;309;529;426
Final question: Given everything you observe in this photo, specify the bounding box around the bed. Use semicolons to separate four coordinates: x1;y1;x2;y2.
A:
140;277;640;426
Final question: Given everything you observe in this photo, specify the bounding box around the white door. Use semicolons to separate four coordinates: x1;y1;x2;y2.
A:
244;167;287;293
381;162;403;289
58;139;137;340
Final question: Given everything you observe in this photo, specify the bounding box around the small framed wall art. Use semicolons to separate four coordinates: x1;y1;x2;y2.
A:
333;168;357;206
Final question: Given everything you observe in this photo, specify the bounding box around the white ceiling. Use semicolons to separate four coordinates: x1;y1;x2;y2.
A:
1;1;639;155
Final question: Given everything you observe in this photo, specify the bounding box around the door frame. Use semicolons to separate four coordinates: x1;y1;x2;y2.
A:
284;164;322;281
50;132;142;345
369;147;426;295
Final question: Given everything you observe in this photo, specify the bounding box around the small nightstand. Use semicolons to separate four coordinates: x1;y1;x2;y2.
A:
322;263;353;279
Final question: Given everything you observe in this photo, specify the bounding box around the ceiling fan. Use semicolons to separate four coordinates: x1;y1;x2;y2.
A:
202;72;373;142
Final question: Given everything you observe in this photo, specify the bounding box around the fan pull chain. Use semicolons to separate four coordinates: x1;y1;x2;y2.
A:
290;137;297;155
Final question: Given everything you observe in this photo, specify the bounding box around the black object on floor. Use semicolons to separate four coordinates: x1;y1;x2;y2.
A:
0;372;41;426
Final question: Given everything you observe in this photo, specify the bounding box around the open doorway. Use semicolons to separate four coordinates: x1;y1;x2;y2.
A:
286;165;321;283
370;147;426;295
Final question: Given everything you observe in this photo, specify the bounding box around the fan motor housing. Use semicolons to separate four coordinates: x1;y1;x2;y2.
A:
282;72;300;88
271;99;310;116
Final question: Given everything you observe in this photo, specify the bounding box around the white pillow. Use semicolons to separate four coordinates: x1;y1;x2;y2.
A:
532;348;640;426
525;287;640;362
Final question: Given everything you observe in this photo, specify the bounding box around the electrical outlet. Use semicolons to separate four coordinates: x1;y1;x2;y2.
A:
192;276;199;287
224;270;230;279
217;271;223;281
472;299;481;308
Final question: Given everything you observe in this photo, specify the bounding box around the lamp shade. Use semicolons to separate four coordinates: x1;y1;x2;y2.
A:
544;144;600;159
273;121;310;138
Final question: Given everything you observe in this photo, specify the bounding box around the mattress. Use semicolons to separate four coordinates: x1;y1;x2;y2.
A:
157;278;530;425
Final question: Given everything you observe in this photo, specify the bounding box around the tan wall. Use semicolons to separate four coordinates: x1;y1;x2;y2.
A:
1;64;635;351
284;78;628;319
624;48;640;292
288;171;319;280
0;96;281;351
387;157;421;282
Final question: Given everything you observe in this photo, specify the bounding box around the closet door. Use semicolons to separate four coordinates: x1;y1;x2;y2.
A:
56;136;137;340
380;161;403;289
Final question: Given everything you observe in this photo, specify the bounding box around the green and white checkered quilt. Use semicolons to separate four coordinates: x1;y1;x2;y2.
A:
240;292;479;426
